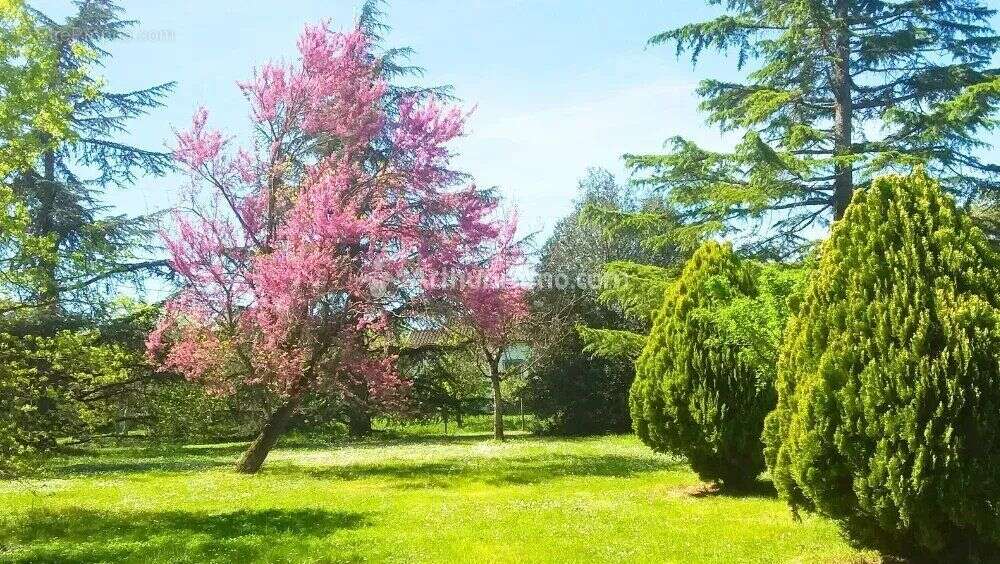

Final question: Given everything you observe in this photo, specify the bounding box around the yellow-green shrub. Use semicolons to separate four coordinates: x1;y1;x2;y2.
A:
632;241;796;487
764;171;1000;560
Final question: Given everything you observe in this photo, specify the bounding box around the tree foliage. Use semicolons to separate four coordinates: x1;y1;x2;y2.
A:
0;0;86;477
403;341;487;427
529;169;683;434
634;0;1000;254
631;241;799;487
764;170;1000;560
0;319;146;477
575;174;684;362
150;21;518;471
0;0;86;314
0;1;177;477
0;0;82;180
10;0;174;319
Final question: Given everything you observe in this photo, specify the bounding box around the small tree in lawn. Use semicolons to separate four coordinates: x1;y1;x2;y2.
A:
404;343;486;430
631;241;799;489
443;218;528;441
148;22;504;473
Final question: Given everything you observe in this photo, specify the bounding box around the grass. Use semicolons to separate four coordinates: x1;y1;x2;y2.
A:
374;414;537;437
0;424;877;563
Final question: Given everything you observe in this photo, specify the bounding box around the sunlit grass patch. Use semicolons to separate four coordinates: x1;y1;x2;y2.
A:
0;433;876;563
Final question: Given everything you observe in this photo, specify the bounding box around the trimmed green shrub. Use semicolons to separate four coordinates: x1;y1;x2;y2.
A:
631;241;795;488
764;171;1000;560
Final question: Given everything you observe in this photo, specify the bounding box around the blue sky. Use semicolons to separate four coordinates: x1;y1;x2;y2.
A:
36;0;999;252
32;0;740;240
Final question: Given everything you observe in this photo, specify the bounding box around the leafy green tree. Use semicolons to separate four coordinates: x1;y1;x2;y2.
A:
1;0;87;316
0;0;83;180
529;169;684;434
2;1;173;474
0;0;86;478
0;326;143;477
764;170;1000;560
632;241;799;488
11;0;174;321
633;0;1000;253
404;345;488;430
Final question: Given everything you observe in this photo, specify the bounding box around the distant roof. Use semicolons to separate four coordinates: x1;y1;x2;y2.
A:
403;328;530;350
405;329;454;349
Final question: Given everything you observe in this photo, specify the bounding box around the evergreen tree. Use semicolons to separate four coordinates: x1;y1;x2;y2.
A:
12;0;174;323
529;169;683;434
633;0;1000;254
631;242;797;488
1;1;174;466
764;170;1000;560
1;0;84;477
575;174;686;362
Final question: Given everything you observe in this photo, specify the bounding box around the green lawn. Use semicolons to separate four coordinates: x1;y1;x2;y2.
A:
0;429;877;563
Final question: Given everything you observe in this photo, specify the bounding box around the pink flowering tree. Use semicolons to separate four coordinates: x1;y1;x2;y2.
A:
148;22;514;473
435;215;530;441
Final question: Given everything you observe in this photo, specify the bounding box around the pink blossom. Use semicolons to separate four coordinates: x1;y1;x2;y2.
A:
150;21;522;417
173;108;224;170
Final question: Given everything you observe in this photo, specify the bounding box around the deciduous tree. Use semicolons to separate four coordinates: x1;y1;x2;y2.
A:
438;214;528;441
11;0;174;320
0;0;79;180
149;22;513;472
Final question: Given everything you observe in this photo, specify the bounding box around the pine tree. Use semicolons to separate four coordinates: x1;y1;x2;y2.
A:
633;0;1000;255
12;0;174;325
764;170;1000;560
631;241;798;488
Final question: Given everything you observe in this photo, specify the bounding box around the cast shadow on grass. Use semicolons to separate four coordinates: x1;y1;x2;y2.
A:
44;434;573;477
1;508;368;563
681;478;778;500
43;443;253;477
46;434;514;474
266;452;682;489
50;457;230;477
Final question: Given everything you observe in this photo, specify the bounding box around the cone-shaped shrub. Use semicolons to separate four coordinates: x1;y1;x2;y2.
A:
763;171;1000;560
631;241;788;488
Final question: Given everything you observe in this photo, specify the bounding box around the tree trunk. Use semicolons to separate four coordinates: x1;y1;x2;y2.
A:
32;147;61;322
347;405;372;436
455;401;463;429
235;398;298;474
346;380;373;437
831;0;854;220
489;360;504;441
